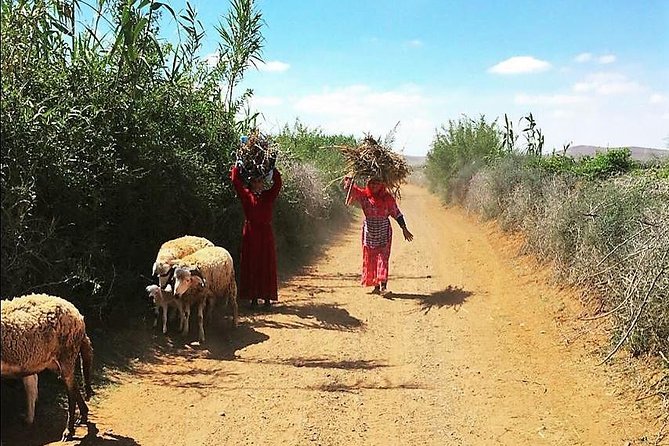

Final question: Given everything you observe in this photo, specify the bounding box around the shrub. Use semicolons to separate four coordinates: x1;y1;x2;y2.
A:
425;115;503;201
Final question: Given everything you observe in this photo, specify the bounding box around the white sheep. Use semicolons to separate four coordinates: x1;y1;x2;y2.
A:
170;246;239;342
150;235;214;333
1;293;94;441
145;284;183;334
151;235;214;281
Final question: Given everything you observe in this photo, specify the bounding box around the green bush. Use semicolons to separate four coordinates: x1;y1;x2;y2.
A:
1;0;351;322
425;115;503;201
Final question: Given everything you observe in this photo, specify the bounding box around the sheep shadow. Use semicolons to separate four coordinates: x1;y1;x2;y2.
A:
384;285;473;314
74;422;140;445
246;302;365;332
0;397;139;446
138;320;270;362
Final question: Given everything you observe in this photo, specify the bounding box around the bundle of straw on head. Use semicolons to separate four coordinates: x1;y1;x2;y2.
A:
339;134;410;196
235;129;279;185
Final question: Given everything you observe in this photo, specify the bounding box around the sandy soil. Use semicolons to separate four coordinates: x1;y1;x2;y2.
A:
2;184;665;446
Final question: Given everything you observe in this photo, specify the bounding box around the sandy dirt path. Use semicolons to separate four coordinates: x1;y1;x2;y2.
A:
3;184;663;446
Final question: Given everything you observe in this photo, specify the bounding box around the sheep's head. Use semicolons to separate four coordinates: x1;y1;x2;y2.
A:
159;265;177;291
173;267;206;297
145;285;162;303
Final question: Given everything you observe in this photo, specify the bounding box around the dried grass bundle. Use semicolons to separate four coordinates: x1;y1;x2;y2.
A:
337;134;410;196
235;129;279;183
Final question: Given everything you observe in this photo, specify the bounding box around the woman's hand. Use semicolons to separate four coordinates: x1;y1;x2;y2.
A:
402;227;414;242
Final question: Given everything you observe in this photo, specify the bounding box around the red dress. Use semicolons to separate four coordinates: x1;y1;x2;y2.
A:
344;179;403;287
231;166;282;301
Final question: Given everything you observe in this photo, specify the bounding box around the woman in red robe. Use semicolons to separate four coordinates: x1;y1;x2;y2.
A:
343;176;414;294
231;165;282;307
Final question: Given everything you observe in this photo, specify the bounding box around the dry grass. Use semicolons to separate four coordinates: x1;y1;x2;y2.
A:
333;135;410;197
235;129;280;182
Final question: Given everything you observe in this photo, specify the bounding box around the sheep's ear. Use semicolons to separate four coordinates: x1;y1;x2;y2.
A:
151;262;159;277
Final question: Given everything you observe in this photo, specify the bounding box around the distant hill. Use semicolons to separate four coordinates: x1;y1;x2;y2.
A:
564;145;669;162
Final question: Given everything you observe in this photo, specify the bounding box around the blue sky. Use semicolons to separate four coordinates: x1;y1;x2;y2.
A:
189;0;668;155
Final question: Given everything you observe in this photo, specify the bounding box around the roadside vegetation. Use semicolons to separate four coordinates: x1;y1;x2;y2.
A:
426;114;669;365
0;0;349;322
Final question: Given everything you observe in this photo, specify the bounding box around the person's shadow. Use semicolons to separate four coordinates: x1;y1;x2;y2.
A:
383;285;473;313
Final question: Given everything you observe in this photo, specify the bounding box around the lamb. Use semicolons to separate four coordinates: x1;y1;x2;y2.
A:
1;293;94;441
150;235;214;333
145;284;183;334
169;246;239;342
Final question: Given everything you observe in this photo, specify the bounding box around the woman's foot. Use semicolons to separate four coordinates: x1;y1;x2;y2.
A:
263;299;272;308
250;298;258;307
370;285;381;295
379;282;389;296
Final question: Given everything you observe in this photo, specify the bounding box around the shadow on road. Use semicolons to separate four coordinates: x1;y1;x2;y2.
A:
309;379;426;393
248;302;365;332
0;411;140;446
240;356;389;370
385;285;473;314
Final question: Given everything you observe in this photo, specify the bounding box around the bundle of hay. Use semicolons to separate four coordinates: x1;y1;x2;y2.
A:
235;129;279;186
337;134;410;196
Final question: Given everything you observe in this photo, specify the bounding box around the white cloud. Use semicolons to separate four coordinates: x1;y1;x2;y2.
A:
405;39;424;48
663;113;669;121
285;84;436;154
257;61;290;72
204;51;219;67
488;56;551;74
551;109;575;119
294;85;426;116
514;93;587;106
572;72;643;95
650;93;667;104
251;96;283;107
597;54;616;64
574;52;593;63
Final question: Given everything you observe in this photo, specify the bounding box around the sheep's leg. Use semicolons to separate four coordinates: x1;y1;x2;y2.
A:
153;306;159;329
60;373;87;441
22;374;38;424
161;303;169;334
176;302;184;332
197;302;206;342
206;295;215;323
80;335;94;400
182;305;191;336
230;280;239;327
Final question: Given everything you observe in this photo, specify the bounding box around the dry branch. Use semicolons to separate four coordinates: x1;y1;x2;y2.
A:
330;134;410;197
235;129;279;183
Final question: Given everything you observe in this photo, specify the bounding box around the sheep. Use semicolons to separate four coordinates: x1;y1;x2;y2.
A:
1;293;94;441
169;246;238;342
151;235;214;281
145;284;183;334
150;235;214;333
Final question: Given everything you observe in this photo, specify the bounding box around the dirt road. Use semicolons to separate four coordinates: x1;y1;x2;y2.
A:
4;184;663;445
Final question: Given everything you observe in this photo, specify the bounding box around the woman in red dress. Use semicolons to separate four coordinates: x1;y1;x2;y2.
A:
231;165;282;307
343;176;414;294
